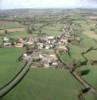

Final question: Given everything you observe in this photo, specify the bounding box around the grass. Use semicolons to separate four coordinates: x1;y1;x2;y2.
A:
2;69;82;100
75;35;97;89
60;43;85;65
8;31;29;38
0;47;82;100
1;12;97;100
79;64;97;88
83;31;97;40
59;33;97;93
0;21;24;29
0;48;24;88
85;93;97;100
30;23;63;36
41;23;63;36
78;19;97;40
0;22;63;39
80;34;97;48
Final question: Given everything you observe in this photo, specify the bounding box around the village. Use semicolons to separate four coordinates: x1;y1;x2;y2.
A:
0;23;81;69
1;34;68;68
0;17;83;69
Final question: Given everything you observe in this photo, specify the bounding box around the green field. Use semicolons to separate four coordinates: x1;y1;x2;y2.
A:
0;21;24;29
0;45;97;100
0;48;83;100
0;48;81;100
0;22;63;39
7;31;29;38
0;48;24;88
59;33;97;84
40;23;63;36
2;69;82;100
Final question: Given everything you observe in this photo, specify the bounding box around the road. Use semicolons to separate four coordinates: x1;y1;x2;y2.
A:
54;25;97;97
55;49;97;97
0;58;33;97
0;22;97;99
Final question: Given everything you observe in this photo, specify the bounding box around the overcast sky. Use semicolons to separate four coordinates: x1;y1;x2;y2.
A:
0;0;97;9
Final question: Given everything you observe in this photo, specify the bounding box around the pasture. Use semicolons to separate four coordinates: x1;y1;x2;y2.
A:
0;48;83;100
0;48;24;88
2;69;82;100
0;21;24;29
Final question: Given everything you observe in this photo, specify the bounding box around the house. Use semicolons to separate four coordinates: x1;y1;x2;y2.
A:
3;42;11;47
3;37;11;47
57;45;68;52
49;54;58;61
45;45;50;50
40;53;58;68
25;37;34;45
22;53;32;61
60;38;68;46
15;38;24;48
52;62;58;66
47;36;54;40
37;43;44;49
3;37;9;42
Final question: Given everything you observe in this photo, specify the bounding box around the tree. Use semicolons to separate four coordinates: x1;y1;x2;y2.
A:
27;26;32;34
4;30;8;35
80;69;90;76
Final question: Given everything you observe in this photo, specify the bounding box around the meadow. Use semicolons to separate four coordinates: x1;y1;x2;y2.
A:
0;47;97;100
1;69;82;100
0;48;24;88
0;21;24;29
0;48;82;100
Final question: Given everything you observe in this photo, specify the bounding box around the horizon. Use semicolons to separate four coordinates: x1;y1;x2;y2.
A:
1;7;97;11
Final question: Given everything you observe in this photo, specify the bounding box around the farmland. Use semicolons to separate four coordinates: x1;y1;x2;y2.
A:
0;21;24;29
0;48;24;87
0;9;97;100
2;69;82;100
0;47;95;100
0;48;82;100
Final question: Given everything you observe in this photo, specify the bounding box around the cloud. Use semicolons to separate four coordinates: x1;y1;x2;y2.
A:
83;0;97;4
78;0;97;8
0;0;3;9
0;0;97;9
1;0;81;9
88;0;97;2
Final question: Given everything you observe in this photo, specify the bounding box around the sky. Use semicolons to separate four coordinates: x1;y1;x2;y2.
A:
0;0;97;9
